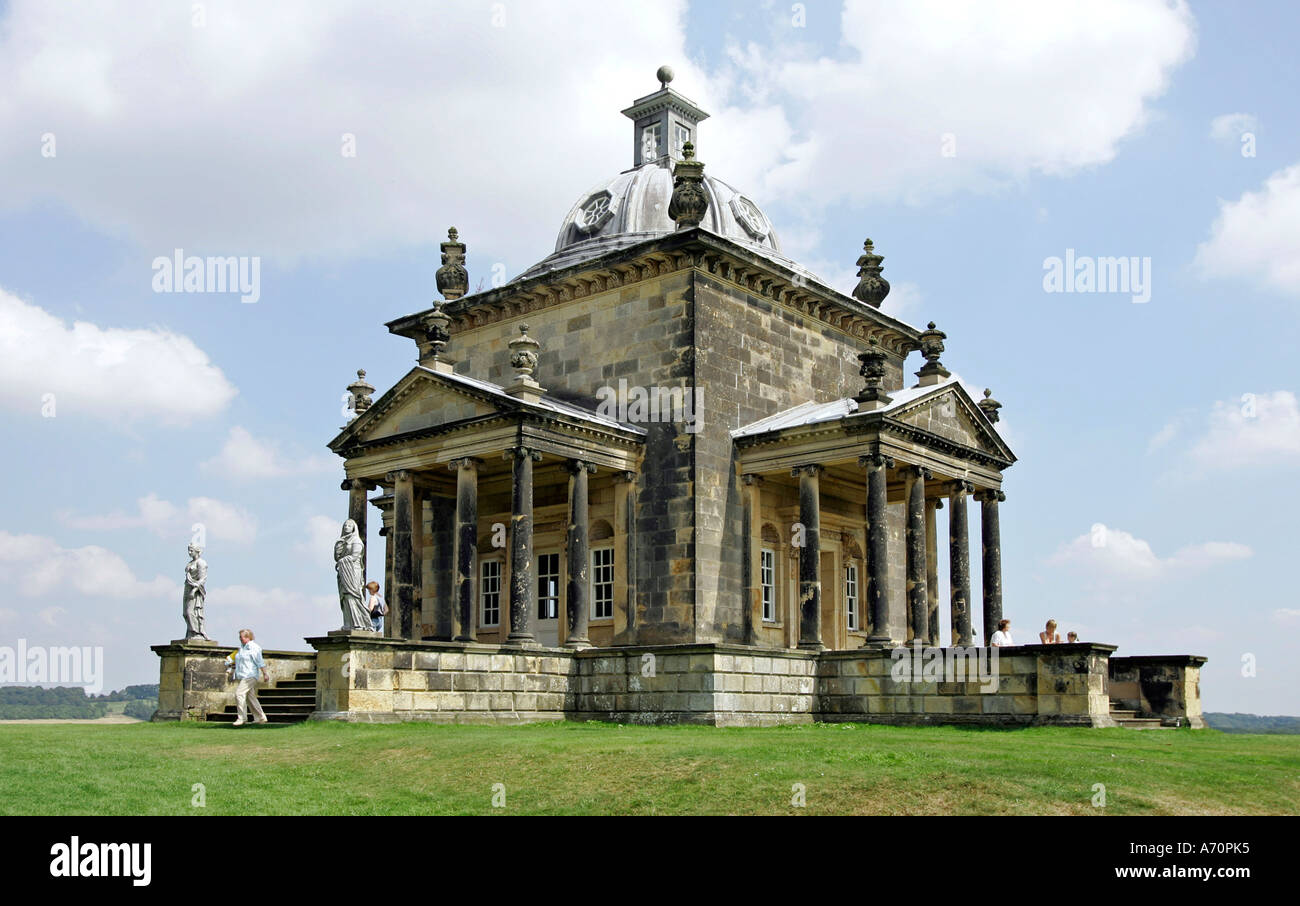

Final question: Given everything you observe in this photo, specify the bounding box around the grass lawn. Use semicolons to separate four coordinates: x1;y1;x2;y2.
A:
1;720;1296;815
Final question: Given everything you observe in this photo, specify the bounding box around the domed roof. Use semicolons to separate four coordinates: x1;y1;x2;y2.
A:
515;68;808;283
518;162;783;278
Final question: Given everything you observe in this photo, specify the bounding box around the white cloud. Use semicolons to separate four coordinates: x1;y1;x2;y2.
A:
61;492;258;544
0;1;1195;273
1194;163;1300;295
1209;112;1257;143
0;0;693;269
200;426;335;481
1185;391;1300;472
297;515;344;569
0;531;177;600
0;287;237;423
1049;524;1251;580
713;0;1195;213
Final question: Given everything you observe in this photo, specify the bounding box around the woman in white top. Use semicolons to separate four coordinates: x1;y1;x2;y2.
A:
1039;619;1061;644
990;618;1014;647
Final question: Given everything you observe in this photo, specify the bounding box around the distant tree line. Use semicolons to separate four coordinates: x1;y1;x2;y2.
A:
1204;712;1300;734
0;685;159;720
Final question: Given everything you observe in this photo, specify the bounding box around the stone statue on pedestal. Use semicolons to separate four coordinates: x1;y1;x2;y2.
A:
334;519;373;631
183;544;212;641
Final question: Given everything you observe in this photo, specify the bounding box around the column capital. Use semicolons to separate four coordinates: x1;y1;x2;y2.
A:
447;457;482;471
975;488;1006;503
385;469;412;484
902;465;932;481
615;470;637;484
741;473;765;486
504;446;543;463
565;459;598;475
791;463;824;478
341;477;378;491
858;452;895;470
929;497;944;510
949;479;975;495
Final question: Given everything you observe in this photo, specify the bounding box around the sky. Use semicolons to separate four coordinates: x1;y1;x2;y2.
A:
0;0;1296;714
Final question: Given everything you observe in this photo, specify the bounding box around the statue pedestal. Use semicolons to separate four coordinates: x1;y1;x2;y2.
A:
327;629;381;639
171;638;222;647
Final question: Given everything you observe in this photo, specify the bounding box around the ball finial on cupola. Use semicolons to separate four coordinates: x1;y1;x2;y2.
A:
656;65;674;88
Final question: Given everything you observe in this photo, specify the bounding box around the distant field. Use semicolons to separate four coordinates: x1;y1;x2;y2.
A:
0;721;1296;816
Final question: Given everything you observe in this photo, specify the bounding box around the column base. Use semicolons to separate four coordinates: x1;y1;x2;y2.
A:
504;635;542;649
797;641;826;651
564;638;593;650
862;635;900;648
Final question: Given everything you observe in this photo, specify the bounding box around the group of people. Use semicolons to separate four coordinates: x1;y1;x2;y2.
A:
988;618;1079;647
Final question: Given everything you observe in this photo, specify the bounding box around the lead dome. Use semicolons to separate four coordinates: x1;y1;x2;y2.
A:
517;67;801;281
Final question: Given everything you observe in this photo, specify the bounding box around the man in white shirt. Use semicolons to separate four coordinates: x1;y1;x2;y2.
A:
990;619;1014;647
228;628;270;726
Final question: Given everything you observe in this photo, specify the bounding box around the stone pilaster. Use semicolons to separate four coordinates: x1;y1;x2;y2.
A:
612;470;637;643
565;460;596;649
977;489;1005;647
741;474;763;645
506;446;542;647
860;452;896;646
948;480;973;647
450;458;479;642
793;464;824;650
904;465;931;645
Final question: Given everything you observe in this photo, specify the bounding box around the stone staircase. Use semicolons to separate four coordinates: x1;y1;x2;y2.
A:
207;671;317;724
1108;699;1172;729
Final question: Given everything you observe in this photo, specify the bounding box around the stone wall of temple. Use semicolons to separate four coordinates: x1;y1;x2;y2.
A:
692;272;908;645
433;271;697;644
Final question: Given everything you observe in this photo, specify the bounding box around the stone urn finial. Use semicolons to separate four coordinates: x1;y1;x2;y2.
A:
435;226;468;301
668;142;708;229
978;388;1002;424
852;239;891;309
854;337;894;410
346;369;375;421
915;321;951;386
506;324;544;402
420;304;454;372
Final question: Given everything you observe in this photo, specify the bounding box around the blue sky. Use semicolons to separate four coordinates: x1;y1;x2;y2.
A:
0;0;1296;714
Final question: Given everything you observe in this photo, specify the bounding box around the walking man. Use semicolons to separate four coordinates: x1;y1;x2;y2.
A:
228;628;270;726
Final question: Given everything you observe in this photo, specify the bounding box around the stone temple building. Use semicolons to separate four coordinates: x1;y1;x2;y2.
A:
154;69;1206;728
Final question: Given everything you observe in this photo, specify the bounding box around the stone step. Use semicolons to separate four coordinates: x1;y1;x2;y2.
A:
1108;709;1139;719
206;672;317;724
1115;717;1168;729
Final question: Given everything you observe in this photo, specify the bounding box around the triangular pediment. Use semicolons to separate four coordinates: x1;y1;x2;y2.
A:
329;367;508;451
888;383;1014;461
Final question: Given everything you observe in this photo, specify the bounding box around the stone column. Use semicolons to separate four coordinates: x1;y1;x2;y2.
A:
506;446;542;647
565;460;596;649
379;524;392;638
388;470;421;640
859;453;895;646
948;480;973;647
904;465;931;645
450;458;479;642
793;464;824;650
741;474;763;645
612;471;636;643
343;479;371;578
977;489;1005;646
430;496;455;640
925;497;941;645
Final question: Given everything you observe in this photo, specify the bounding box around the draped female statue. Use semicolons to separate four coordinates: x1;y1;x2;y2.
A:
334;519;373;631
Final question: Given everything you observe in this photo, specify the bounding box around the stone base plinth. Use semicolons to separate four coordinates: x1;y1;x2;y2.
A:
151;642;317;721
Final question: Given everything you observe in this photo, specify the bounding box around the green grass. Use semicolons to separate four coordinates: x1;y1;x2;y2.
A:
1;721;1296;815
